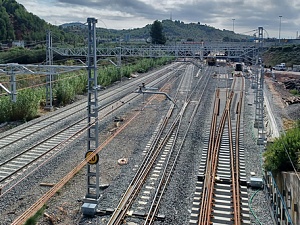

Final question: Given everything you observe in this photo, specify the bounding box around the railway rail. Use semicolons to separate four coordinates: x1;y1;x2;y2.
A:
190;75;250;224
106;64;213;224
9;62;193;225
2;63;270;225
0;62;185;195
0;63;182;149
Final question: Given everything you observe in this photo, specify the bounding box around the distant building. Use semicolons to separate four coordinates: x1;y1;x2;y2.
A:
293;65;300;72
0;43;9;50
60;22;87;30
12;40;25;47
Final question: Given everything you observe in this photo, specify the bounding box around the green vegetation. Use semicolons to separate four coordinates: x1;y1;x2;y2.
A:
0;57;173;123
0;47;46;64
263;121;300;172
160;20;247;43
0;0;248;46
0;88;43;123
24;205;46;225
289;89;299;95
262;44;300;68
150;20;166;44
0;0;84;44
108;19;248;44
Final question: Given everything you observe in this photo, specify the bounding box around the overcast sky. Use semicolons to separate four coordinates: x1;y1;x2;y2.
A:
17;0;300;39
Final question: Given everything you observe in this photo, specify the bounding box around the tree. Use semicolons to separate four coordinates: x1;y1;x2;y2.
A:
150;20;166;45
263;122;300;172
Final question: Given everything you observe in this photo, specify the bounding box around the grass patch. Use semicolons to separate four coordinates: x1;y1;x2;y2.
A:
24;205;46;225
289;89;299;95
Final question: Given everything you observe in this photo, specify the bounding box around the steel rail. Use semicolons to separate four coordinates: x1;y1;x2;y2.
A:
0;65;184;192
200;76;245;225
144;65;212;225
227;96;240;225
206;90;234;225
0;86;155;189
107;63;206;224
0;62;182;146
199;78;236;225
233;77;245;224
106;80;181;225
10;73;176;225
198;88;220;224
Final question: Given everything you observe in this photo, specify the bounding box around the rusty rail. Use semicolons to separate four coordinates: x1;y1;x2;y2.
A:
199;77;241;225
11;78;177;225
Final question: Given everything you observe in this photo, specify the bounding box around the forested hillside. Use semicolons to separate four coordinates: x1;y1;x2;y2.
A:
107;19;249;42
161;20;247;42
0;0;81;43
262;45;300;67
0;0;251;64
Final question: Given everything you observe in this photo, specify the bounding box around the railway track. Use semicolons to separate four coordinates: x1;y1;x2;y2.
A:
106;64;213;224
0;63;183;150
0;62;185;195
190;75;251;224
9;62;195;225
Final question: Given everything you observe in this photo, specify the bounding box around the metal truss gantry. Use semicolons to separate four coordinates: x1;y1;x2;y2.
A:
0;64;86;102
51;41;268;64
253;26;265;145
254;65;265;144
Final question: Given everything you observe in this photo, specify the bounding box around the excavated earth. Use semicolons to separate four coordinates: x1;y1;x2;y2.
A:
265;70;300;130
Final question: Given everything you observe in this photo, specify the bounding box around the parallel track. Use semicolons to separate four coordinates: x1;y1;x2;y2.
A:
0;63;185;194
0;63;183;149
107;64;212;225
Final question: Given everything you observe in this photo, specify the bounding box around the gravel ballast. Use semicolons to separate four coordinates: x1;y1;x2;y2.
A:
0;65;284;225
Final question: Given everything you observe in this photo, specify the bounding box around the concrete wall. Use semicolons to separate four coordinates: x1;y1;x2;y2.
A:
276;172;300;225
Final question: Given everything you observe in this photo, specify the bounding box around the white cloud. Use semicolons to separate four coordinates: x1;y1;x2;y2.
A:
17;0;300;39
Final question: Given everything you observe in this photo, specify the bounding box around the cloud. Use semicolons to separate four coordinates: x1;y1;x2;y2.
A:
17;0;300;38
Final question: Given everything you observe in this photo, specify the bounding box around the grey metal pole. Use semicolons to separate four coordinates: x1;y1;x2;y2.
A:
279;16;282;43
82;17;100;216
45;30;53;111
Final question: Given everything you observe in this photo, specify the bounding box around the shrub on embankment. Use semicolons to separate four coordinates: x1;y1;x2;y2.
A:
262;44;300;68
263;120;300;173
0;57;173;123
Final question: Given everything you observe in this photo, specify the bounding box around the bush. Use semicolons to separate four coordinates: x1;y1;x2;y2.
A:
263;123;300;172
55;79;76;106
0;96;12;123
289;89;299;95
11;88;41;121
70;72;87;94
0;58;173;123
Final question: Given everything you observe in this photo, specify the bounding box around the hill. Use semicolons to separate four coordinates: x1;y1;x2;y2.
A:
160;20;248;42
0;0;82;44
1;0;249;45
88;20;249;43
262;45;300;67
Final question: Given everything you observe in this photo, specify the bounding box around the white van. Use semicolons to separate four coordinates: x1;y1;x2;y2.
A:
273;64;286;71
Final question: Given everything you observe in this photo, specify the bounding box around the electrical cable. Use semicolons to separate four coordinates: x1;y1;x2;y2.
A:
0;69;85;97
280;132;300;180
249;189;263;225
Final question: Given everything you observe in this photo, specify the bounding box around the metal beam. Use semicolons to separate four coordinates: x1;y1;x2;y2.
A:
81;17;100;216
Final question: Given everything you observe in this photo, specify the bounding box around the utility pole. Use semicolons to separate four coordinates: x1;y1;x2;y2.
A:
232;19;235;33
45;30;53;111
279;16;282;43
81;17;101;216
